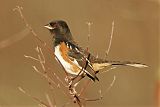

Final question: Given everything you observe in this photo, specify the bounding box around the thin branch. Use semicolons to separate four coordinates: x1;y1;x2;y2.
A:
80;75;116;102
32;65;68;99
0;28;29;49
101;75;116;96
18;87;50;107
53;72;67;87
86;22;93;50
62;102;70;107
39;47;46;63
49;92;57;107
32;66;57;86
24;54;40;62
38;54;46;71
79;79;91;97
45;93;54;107
105;21;115;58
38;104;48;107
13;6;46;46
49;79;71;101
32;66;69;100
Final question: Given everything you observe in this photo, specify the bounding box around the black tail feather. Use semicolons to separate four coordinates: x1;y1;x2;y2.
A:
86;73;99;82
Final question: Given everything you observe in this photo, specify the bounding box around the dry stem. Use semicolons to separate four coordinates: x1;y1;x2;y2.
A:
18;87;50;107
105;21;115;58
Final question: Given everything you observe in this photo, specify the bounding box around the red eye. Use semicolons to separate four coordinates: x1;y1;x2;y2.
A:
50;23;54;26
50;22;58;28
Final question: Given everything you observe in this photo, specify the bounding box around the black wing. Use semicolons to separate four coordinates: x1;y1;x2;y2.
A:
66;42;99;81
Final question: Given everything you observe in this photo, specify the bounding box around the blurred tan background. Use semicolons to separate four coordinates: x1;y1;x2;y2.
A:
0;0;158;107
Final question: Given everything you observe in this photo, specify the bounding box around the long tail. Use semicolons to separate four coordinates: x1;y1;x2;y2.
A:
92;60;148;71
109;61;148;68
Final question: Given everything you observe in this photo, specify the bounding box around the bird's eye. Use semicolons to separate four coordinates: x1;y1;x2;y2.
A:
50;23;54;27
50;22;58;28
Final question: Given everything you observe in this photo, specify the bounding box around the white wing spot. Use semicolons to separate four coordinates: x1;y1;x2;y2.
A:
69;45;72;50
75;48;80;52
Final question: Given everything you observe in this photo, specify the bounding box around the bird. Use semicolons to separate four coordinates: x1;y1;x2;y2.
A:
44;20;148;82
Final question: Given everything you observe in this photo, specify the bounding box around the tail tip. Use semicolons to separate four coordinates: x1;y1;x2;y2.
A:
126;63;148;68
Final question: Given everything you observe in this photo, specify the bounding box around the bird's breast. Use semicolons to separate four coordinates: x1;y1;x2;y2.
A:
54;42;81;75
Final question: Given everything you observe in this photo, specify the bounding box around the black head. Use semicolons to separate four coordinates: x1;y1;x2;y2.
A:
44;20;74;45
44;20;70;35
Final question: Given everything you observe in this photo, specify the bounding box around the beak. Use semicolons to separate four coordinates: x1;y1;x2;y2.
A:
44;24;55;30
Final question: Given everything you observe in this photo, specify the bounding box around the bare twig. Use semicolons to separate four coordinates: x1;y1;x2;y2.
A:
49;92;58;107
53;72;67;87
80;75;116;102
32;66;57;87
13;6;46;46
32;66;70;101
38;104;48;107
24;54;40;62
37;47;46;71
105;21;115;58
39;47;46;63
0;28;29;49
86;22;93;50
79;79;91;97
18;87;50;107
45;93;54;107
101;75;116;96
62;102;70;107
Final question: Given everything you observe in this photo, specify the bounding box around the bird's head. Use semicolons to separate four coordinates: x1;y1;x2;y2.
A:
44;20;75;45
44;20;70;35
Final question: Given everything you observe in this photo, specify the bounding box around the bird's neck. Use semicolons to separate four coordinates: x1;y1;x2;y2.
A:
53;32;74;47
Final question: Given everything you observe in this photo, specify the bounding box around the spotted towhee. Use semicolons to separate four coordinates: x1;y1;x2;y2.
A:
44;20;147;81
